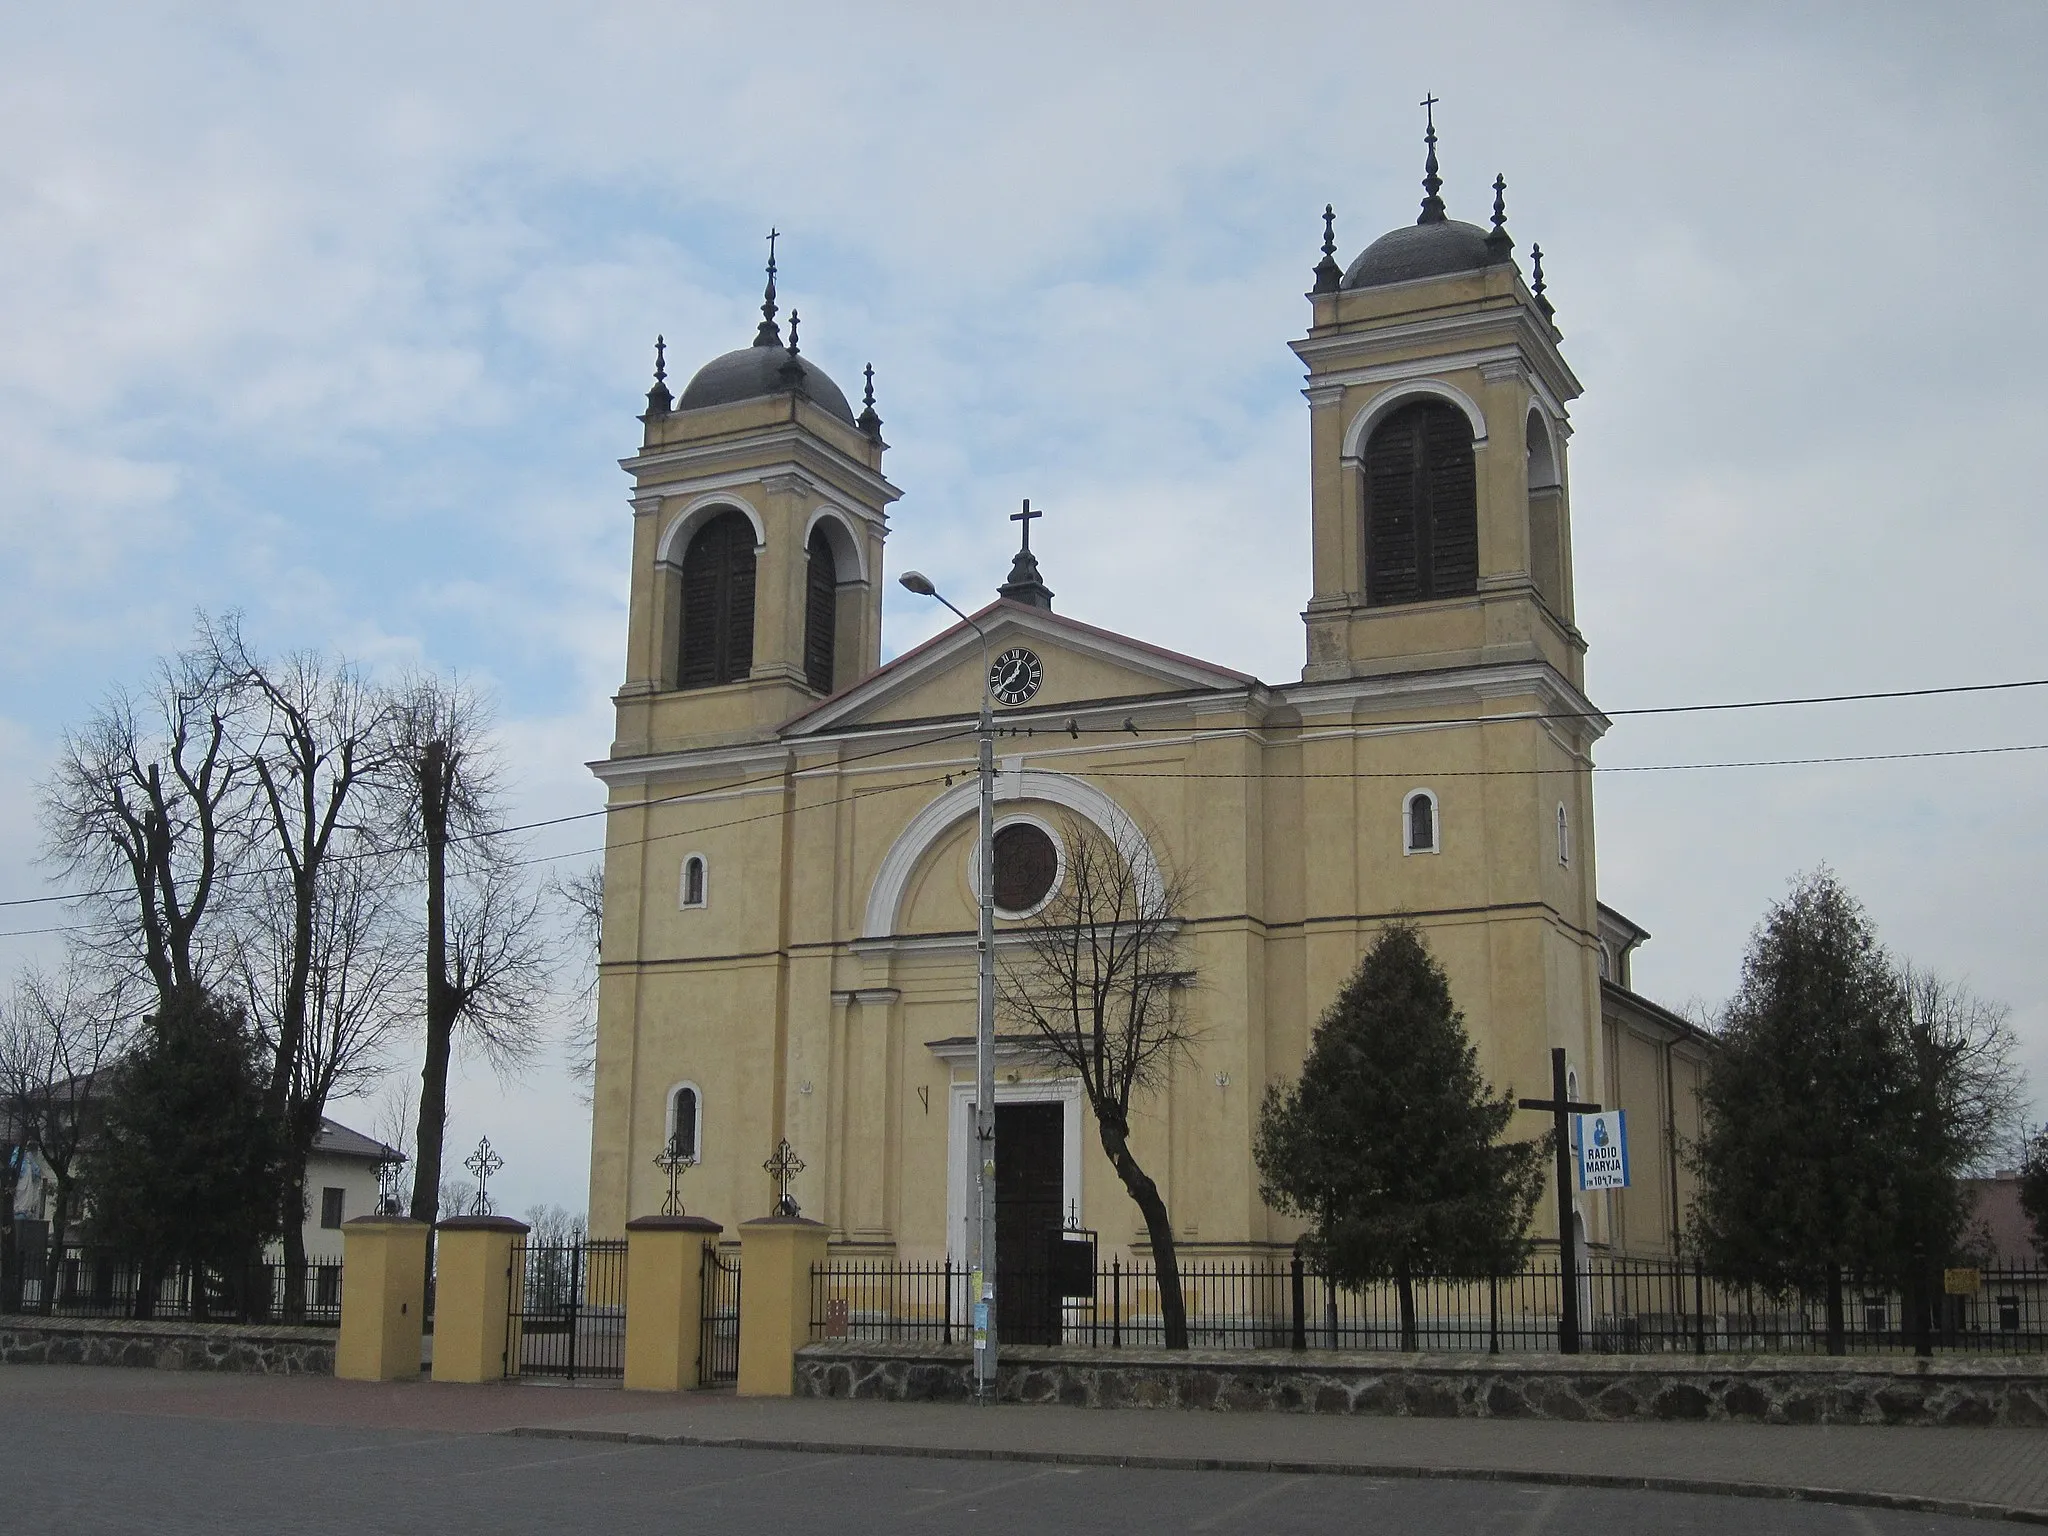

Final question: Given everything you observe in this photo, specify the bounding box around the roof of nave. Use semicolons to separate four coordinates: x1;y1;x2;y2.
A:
783;597;1262;739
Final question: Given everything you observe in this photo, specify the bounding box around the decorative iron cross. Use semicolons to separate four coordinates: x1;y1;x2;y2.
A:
1010;498;1042;552
654;1134;691;1217
464;1136;504;1217
763;1138;805;1217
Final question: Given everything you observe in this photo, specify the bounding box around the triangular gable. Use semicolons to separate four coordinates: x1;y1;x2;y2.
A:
784;599;1260;737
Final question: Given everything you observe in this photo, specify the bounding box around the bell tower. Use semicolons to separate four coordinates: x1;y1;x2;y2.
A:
1292;110;1583;690
613;245;901;756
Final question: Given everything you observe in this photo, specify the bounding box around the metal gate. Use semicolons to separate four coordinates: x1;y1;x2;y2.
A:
699;1241;740;1386
507;1240;626;1381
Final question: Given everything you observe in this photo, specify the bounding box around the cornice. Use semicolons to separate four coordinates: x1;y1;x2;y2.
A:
1292;303;1582;409
621;427;902;510
1283;659;1609;741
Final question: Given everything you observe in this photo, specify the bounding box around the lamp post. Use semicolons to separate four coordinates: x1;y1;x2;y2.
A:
899;569;998;1402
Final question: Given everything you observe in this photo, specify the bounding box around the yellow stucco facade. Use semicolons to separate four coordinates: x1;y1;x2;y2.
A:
587;196;1705;1267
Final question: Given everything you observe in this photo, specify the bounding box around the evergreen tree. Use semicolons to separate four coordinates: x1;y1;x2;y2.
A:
2021;1126;2048;1264
1255;923;1546;1351
81;988;284;1317
1688;869;1910;1352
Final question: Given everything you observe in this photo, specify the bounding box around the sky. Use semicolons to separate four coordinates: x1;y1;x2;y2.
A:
2;2;2046;1217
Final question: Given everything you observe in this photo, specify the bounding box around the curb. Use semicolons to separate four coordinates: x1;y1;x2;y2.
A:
496;1424;2048;1526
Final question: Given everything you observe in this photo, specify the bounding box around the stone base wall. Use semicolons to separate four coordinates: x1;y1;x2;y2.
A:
796;1341;2048;1428
0;1315;336;1375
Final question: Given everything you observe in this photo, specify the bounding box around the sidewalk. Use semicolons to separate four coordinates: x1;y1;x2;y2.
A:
500;1387;2048;1523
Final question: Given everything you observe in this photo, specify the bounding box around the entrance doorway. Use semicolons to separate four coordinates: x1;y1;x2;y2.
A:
995;1101;1064;1345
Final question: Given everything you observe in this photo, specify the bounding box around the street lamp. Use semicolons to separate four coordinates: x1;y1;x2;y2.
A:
898;570;999;1402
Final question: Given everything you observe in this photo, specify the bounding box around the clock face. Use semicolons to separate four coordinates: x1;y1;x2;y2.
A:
989;646;1043;707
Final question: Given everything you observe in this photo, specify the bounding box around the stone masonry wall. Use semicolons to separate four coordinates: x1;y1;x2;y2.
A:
0;1315;336;1375
796;1341;2048;1428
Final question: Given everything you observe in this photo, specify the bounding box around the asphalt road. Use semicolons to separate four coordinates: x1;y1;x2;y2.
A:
0;1389;2003;1536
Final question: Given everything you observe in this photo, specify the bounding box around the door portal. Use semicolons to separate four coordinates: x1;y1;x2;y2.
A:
994;1101;1064;1345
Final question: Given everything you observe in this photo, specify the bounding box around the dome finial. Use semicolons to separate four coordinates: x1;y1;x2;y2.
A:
786;310;800;356
1311;203;1342;294
640;333;673;421
753;228;783;347
1530;242;1554;318
778;309;804;388
857;362;882;438
1486;173;1513;258
1418;93;1447;224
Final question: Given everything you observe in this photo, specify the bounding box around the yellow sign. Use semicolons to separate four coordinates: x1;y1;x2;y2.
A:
1943;1267;1981;1296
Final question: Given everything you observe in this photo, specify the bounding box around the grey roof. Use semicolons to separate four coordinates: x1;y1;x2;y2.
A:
1342;218;1508;290
676;340;855;425
312;1116;403;1164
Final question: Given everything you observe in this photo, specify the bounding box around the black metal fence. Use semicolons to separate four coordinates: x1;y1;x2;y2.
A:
811;1254;2048;1357
700;1242;740;1386
506;1240;625;1380
1;1243;343;1326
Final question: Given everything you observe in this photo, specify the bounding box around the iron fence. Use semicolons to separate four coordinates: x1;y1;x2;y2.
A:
700;1242;741;1386
506;1239;626;1380
0;1243;343;1326
810;1255;2048;1357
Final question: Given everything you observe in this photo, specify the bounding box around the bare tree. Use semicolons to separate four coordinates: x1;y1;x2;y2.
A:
0;955;138;1309
1899;967;2024;1179
209;618;398;1303
41;637;252;1012
551;861;604;1093
382;674;553;1230
997;816;1197;1348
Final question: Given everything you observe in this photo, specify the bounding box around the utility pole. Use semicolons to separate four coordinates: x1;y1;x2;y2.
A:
1518;1047;1600;1354
899;569;999;1401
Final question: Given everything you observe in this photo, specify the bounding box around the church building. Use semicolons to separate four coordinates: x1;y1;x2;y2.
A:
585;122;1711;1279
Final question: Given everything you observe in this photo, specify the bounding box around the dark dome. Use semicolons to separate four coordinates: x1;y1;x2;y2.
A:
1342;219;1507;290
676;341;855;425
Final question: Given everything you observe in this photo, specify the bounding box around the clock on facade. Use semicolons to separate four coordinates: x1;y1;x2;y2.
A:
988;646;1043;706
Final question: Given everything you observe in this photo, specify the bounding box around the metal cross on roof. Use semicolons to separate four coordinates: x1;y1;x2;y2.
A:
654;1133;692;1218
464;1136;504;1217
763;1138;805;1217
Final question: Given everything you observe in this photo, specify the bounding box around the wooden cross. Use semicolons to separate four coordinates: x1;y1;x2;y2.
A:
1518;1047;1601;1354
764;1138;806;1217
1011;498;1043;552
463;1136;504;1218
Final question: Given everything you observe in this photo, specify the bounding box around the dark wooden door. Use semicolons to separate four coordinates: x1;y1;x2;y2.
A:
995;1102;1064;1345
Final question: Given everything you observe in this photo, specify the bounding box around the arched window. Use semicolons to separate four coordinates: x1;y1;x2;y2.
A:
667;1084;701;1162
1363;399;1478;606
991;820;1061;915
680;854;707;909
1403;789;1438;855
804;526;837;693
1556;803;1571;866
678;509;757;688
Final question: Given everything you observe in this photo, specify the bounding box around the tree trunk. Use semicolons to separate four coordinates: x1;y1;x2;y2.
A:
408;741;454;1233
1097;1116;1187;1349
41;1180;74;1317
1824;1265;1845;1356
1396;1264;1418;1353
280;1152;309;1322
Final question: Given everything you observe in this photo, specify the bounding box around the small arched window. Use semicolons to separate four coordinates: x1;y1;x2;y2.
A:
804;526;838;693
680;854;707;909
668;1084;701;1162
678;508;757;689
1556;803;1571;866
1363;399;1478;606
1403;789;1438;855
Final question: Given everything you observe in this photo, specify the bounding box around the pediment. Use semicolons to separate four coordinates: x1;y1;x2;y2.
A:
783;600;1259;737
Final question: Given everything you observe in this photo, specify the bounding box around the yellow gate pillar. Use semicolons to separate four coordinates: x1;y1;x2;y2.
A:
431;1215;528;1384
737;1214;829;1396
335;1217;429;1381
623;1214;724;1392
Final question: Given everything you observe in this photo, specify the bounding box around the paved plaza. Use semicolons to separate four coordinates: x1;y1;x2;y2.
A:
1;1365;2041;1533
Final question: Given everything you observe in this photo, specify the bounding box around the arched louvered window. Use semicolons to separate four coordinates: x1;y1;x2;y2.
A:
681;854;707;909
1404;789;1438;855
804;526;837;693
1364;400;1478;605
678;509;757;689
668;1084;700;1162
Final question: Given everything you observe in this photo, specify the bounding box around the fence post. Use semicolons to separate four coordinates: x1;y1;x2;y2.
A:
1489;1272;1500;1356
1290;1254;1306;1351
622;1214;723;1392
943;1259;954;1346
335;1217;429;1382
431;1215;528;1383
1693;1259;1706;1356
736;1214;829;1396
1112;1256;1122;1350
